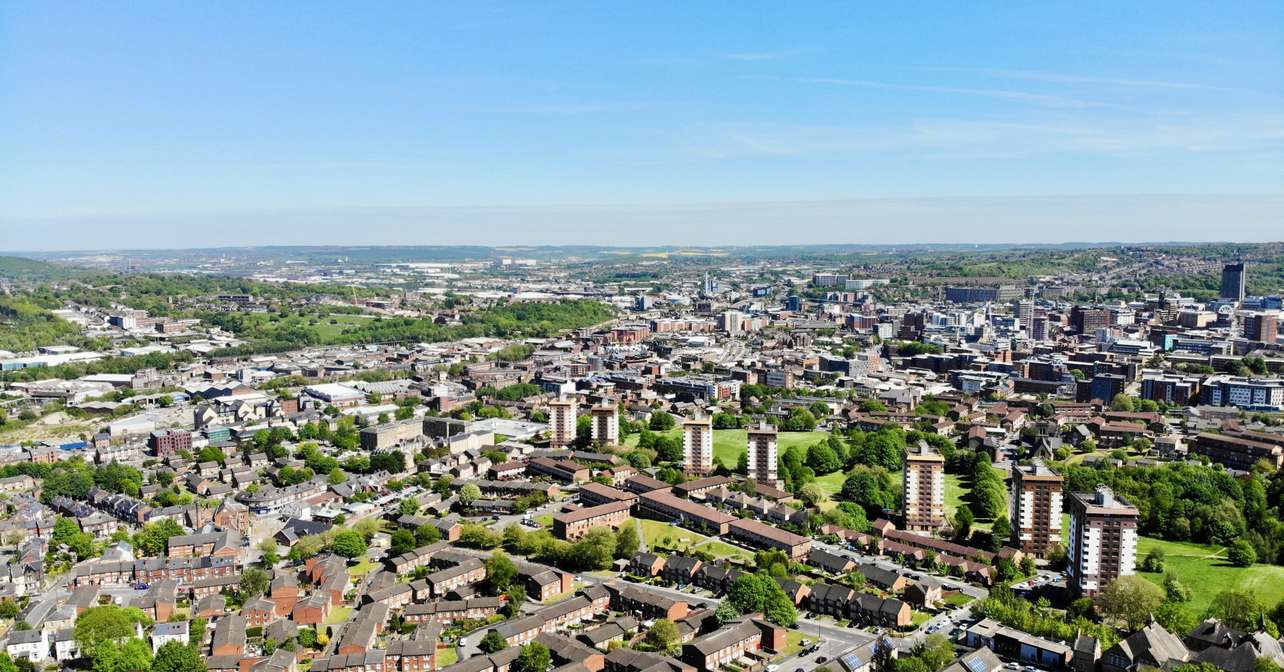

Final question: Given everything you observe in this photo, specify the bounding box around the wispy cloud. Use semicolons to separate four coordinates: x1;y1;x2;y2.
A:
504;102;649;115
912;67;1280;98
784;76;1101;108
964;68;1204;90
684;113;1284;160
724;49;806;62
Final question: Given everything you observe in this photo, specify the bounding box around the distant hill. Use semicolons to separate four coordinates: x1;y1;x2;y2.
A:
0;256;82;283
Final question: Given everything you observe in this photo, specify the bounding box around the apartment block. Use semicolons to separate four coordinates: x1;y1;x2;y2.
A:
590;404;619;445
552;500;632;540
683;416;713;475
1067;486;1139;597
746;424;779;487
902;443;945;533
1193;432;1284;471
1010;462;1063;558
549;398;578;449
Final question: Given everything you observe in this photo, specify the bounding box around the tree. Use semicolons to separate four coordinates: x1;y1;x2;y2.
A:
1096;576;1164;630
133;518;184;557
327;467;347;485
240;567;270;598
196;446;226;466
763;585;798;627
839;467;897;517
654;436;683;463
1141;547;1166;573
567;528;616;570
1163;573;1192;603
390;529;416;556
1155;601;1197;635
1207;590;1267;631
1228;539;1257;567
952;505;974;541
152;642;207;672
990;516;1012;544
859;398;887;413
516;643;551;672
727;572;796;627
76;605;149;656
459;524;501;549
479;630;508;653
714;601;742;625
645;619;680;652
971;479;1008;520
781;407;817;432
806;442;842;475
1110;394;1136;412
486;551;519;592
649;411;677;431
755;549;791;577
799;484;825;507
259;539;279;567
615;525;640;560
330;530;368;559
728;573;769;613
414;524;442;546
398;498;419;517
188;618;206;646
459;483;482;506
91;637;152;672
913;634;955;672
501;586;527;618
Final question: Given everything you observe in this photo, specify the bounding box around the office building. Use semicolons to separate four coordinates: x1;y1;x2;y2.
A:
590;403;619;445
1067;486;1139;597
683;416;714;475
1070;306;1109;335
1011;462;1063;558
902;443;946;533
1014;300;1034;327
1243;312;1278;344
1220;262;1246;303
1201;376;1284;411
945;285;1022;303
1031;315;1049;341
548;399;577;449
1140;373;1201;405
745;424;779;487
720;310;745;334
1078;374;1126;404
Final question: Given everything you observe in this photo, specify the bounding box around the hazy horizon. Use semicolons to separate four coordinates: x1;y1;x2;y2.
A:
3;193;1282;253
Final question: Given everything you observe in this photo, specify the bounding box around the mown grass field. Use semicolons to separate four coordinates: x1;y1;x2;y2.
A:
622;427;830;467
1135;536;1284;614
711;429;831;466
634;518;752;561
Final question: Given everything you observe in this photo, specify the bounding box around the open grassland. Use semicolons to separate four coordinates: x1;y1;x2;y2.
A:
1136;536;1284;615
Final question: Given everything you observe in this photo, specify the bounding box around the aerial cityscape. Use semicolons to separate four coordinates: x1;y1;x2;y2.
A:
0;243;1280;672
2;3;1283;672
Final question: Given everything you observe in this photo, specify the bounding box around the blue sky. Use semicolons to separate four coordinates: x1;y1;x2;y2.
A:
1;2;1282;249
